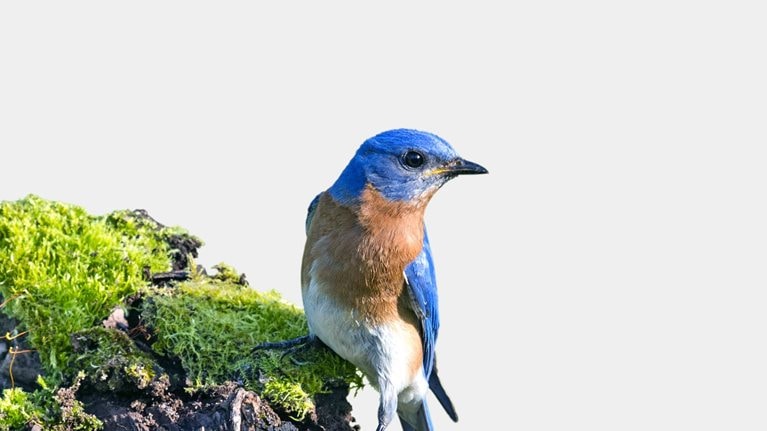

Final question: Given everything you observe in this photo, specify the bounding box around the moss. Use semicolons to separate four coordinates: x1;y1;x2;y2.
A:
0;194;363;426
0;387;40;430
143;279;363;419
0;375;100;431
211;262;247;284
0;195;176;382
69;327;161;393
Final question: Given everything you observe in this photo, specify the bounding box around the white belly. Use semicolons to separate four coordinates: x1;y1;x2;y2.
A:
302;276;428;401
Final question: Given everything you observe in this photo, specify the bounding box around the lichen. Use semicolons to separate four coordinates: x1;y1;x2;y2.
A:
49;372;103;431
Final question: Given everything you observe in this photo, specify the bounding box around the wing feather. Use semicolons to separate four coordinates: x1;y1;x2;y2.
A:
404;228;458;421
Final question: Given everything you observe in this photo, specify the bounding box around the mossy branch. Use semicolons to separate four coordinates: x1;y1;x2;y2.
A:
0;195;363;429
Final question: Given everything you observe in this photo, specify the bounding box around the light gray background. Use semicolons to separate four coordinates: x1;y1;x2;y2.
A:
1;2;765;430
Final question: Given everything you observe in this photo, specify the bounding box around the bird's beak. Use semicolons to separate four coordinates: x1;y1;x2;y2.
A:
430;158;489;177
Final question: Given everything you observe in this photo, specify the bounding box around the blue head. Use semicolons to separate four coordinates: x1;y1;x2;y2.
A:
329;129;488;205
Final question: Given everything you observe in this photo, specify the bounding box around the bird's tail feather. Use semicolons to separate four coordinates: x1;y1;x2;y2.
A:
429;372;458;422
399;400;434;431
399;418;416;431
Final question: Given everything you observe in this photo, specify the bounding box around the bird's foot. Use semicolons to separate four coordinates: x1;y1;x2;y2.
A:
251;334;324;365
252;334;314;351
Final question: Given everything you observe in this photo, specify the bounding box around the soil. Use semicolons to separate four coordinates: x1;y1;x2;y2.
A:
77;380;358;431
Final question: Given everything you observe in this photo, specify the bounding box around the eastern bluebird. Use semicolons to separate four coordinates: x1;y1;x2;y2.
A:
261;129;487;431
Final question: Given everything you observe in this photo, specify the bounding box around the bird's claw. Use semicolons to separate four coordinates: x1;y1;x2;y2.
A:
251;334;323;363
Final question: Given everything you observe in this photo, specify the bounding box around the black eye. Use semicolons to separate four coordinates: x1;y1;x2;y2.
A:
402;151;425;169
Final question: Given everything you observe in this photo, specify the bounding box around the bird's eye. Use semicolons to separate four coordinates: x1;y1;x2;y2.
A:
402;151;425;169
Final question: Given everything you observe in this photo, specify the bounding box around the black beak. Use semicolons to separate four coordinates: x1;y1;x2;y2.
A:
441;158;489;176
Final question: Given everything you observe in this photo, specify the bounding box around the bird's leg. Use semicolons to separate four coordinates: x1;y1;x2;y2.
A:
252;334;315;351
375;384;398;431
251;334;326;365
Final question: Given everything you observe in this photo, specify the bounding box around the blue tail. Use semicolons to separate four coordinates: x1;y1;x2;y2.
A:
429;371;458;422
399;400;434;431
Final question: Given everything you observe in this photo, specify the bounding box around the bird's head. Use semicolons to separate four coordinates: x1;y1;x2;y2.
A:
329;129;488;205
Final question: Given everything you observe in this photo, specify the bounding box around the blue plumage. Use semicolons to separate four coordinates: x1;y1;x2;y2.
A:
405;230;459;424
330;129;463;204
404;230;439;379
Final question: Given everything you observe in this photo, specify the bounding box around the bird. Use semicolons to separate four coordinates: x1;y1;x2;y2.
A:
260;129;487;431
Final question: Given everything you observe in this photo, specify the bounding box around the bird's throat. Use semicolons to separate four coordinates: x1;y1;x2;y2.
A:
357;185;427;269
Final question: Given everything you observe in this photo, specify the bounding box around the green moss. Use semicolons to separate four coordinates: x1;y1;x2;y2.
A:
143;279;363;419
0;194;363;426
0;375;100;431
211;262;247;284
0;387;40;430
0;195;176;382
69;327;160;393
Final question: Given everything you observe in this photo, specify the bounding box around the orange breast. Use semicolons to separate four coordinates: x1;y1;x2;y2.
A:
302;186;427;324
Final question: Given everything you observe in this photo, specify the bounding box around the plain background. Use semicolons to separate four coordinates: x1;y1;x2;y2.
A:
1;2;765;430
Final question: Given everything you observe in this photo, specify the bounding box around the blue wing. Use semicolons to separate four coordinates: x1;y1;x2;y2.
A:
404;229;440;378
404;228;458;422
